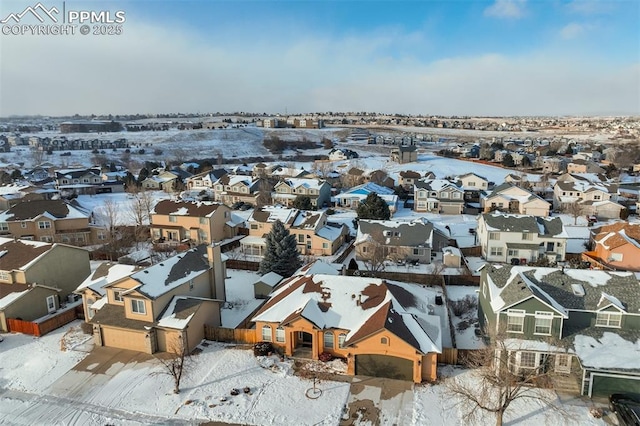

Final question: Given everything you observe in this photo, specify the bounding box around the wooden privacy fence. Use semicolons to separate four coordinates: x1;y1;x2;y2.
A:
204;326;257;344
437;348;477;365
226;259;260;271
7;308;78;337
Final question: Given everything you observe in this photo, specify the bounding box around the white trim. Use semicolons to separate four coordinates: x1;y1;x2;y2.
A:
587;372;640;397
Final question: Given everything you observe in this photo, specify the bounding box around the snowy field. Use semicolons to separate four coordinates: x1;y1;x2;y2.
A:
221;269;265;328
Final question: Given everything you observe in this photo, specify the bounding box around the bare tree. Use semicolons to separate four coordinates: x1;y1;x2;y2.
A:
155;337;190;394
127;188;155;244
562;202;585;225
356;231;388;274
446;327;570;426
254;179;273;208
31;148;45;165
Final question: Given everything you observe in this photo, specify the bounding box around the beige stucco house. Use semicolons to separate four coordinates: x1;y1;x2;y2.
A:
482;183;551;217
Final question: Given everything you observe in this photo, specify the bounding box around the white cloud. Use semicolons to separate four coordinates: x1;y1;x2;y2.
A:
484;0;527;20
0;19;637;117
566;0;614;15
559;22;592;39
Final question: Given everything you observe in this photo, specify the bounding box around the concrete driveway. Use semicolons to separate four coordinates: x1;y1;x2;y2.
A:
340;376;414;426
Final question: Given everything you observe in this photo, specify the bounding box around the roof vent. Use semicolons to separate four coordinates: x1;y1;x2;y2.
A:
143;270;149;274
571;284;585;296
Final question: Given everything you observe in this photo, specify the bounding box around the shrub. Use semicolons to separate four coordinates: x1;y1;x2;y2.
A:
449;295;478;317
154;148;163;156
326;208;335;215
253;341;274;356
319;351;333;362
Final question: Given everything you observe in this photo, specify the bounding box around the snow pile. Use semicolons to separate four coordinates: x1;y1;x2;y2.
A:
256;354;293;376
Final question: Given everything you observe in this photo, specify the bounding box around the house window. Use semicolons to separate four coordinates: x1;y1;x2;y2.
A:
490;247;503;257
298;234;305;243
199;217;207;224
534;312;553;335
189;279;194;290
482;282;486;298
0;271;9;281
40;236;52;242
469;182;476;187
522;232;532;241
520;352;537;368
198;230;207;241
506;309;525;333
131;299;146;315
168;216;177;223
322;243;328;249
324;331;334;349
440;192;449;198
261;325;272;342
46;295;56;313
98;232;106;240
595;312;622;328
276;326;285;343
250;224;258;230
489;232;499;240
381;337;388;345
610;253;623;262
113;290;124;302
21;222;27;228
452;192;461;199
508;249;518;257
594;195;601;200
413;248;425;256
338;333;346;348
0;223;7;231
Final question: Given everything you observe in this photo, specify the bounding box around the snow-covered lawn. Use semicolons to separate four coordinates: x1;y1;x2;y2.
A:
446;286;484;350
221;268;265;328
414;366;606;426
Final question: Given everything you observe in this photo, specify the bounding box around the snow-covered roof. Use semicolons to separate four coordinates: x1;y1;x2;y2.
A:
75;262;140;296
277;178;326;190
156;296;217;330
252;274;442;354
0;289;29;309
255;272;283;288
574;332;640;370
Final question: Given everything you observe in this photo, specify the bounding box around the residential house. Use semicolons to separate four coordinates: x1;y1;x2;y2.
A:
477;212;568;263
252;274;443;383
365;170;395;189
334;182;398;215
342;167;366;188
582;222;640;271
213;175;268;207
553;173;622;219
457;172;489;192
55;167;106;195
482;183;551;217
150;200;237;248
478;264;640;396
89;244;226;354
141;170;180;192
74;262;142;321
0;238;90;332
390;145;417;164
540;157;566;174
0;199;105;246
398;171;422;191
272;178;331;208
567;160;605;175
242;206;348;256
413;179;464;214
328;148;358;161
355;219;449;265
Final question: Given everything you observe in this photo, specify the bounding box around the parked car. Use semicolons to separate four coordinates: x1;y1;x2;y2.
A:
609;393;640;426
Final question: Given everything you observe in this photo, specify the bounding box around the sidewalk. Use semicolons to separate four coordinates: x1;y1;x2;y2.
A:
340;376;414;426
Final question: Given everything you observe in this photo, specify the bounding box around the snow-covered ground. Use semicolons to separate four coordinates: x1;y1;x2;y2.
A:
446;286;484;350
221;269;265;328
0;321;611;426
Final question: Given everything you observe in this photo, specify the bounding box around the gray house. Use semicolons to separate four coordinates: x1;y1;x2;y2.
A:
479;264;640;397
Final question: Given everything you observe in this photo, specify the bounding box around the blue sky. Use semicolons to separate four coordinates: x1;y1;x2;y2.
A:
1;0;638;116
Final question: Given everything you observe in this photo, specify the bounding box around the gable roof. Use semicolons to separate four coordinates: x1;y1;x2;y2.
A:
124;246;211;300
356;219;434;248
0;199;89;221
0;238;55;272
252;274;442;354
151;200;225;217
481;212;567;237
276;178;327;190
156;296;218;329
593;222;640;250
75;262;141;296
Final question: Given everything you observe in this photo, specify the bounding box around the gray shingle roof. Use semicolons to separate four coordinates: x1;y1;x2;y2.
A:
482;212;565;237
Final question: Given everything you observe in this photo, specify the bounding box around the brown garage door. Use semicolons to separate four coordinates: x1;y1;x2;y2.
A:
101;327;148;352
441;204;461;215
355;354;413;381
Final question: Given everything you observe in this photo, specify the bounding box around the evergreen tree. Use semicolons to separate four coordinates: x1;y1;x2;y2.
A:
258;220;302;277
357;193;391;220
502;153;515;167
292;195;313;210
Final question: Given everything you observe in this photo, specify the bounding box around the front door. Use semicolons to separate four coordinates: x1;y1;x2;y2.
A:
555;354;571;374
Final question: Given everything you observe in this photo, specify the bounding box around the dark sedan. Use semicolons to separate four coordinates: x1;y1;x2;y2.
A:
609;394;640;426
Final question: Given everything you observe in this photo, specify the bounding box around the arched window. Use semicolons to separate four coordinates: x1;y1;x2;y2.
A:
276;326;285;343
324;331;334;349
261;325;272;342
338;333;347;348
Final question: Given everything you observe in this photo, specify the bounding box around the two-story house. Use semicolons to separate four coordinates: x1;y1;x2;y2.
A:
355;219;449;265
0;199;106;246
477;212;568;264
390;144;417;164
457;172;489;191
413;179;464;214
242;206;348;256
334;182;398;214
89;244;226;354
150;200;238;248
0;238;90;332
56;167;113;195
482;183;551;217
141;170;181;192
398;171;422;191
478;264;640;397
272;178;331;208
553;173;622;219
581;222;640;271
252;274;443;383
213;175;268;207
186;169;228;190
328;148;358;161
